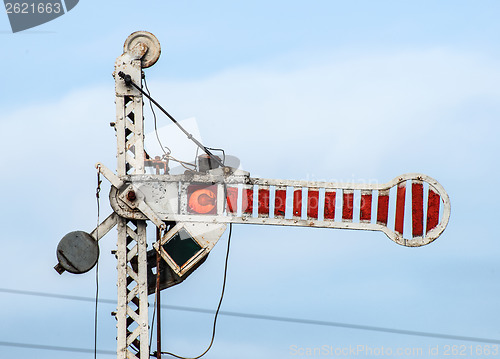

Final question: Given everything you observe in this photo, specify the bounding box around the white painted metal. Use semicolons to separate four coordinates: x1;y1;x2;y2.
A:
111;31;161;359
90;212;118;241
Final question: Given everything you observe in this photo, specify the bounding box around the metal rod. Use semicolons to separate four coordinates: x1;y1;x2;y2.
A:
156;227;161;359
117;71;225;169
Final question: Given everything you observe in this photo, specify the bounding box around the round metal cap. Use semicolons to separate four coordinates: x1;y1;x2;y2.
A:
56;231;99;274
123;31;161;68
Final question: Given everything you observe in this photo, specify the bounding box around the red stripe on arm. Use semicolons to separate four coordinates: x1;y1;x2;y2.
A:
226;186;238;214
342;190;354;222
258;187;270;217
307;190;319;219
426;188;440;233
395;182;406;235
360;190;372;223
412;181;424;237
376;190;389;226
243;187;253;215
274;188;287;218
324;190;336;220
293;188;302;218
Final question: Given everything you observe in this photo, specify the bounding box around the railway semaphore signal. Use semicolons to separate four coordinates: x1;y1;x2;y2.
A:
54;31;450;359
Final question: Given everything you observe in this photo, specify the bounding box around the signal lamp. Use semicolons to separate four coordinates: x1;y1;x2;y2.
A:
187;184;217;214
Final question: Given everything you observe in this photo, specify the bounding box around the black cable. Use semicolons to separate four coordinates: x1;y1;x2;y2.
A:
205;147;225;166
118;71;224;169
0;288;116;303
143;75;171;160
94;251;99;359
2;287;500;345
149;296;157;353
0;341;114;355
159;223;233;359
155;226;163;359
143;74;195;172
195;145;199;171
94;168;101;359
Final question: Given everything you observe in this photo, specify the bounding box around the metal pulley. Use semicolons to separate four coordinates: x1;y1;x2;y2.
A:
123;31;161;68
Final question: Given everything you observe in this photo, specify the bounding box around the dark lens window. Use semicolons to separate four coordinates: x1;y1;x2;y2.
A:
162;228;202;268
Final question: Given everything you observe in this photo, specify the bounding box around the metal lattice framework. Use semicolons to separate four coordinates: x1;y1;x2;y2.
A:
112;31;158;359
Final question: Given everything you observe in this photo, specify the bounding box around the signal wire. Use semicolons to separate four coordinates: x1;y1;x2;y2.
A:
143;74;196;172
149;294;157;353
204;147;226;169
0;341;115;355
157;223;233;359
2;288;500;345
143;74;171;159
2;287;500;345
94;166;102;359
118;71;224;169
156;226;162;359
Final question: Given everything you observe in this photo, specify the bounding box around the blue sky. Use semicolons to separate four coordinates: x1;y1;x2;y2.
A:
1;1;500;359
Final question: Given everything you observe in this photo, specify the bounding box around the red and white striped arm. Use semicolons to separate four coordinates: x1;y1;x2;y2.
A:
109;172;450;247
220;173;450;247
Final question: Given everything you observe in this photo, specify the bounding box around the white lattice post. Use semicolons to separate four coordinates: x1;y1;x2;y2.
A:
113;31;161;359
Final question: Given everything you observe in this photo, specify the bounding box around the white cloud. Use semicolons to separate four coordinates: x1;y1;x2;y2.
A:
2;47;500;358
141;48;500;180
